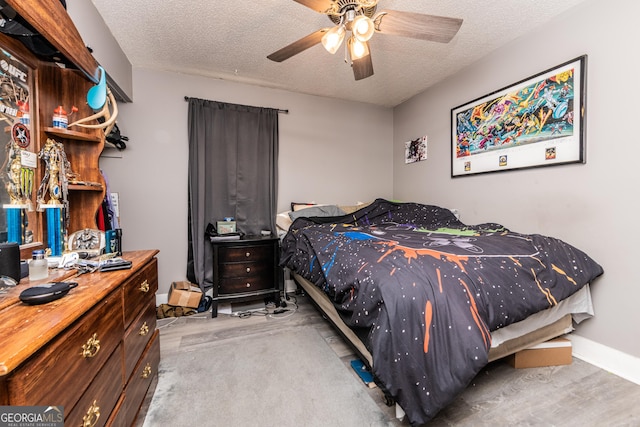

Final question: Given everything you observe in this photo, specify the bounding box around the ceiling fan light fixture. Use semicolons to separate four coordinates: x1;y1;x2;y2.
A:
321;25;346;54
352;15;374;42
348;36;369;60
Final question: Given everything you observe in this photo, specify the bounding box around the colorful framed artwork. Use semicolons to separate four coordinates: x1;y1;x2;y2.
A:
405;136;427;164
451;55;587;177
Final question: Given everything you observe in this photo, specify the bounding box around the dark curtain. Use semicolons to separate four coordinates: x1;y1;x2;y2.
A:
186;98;279;291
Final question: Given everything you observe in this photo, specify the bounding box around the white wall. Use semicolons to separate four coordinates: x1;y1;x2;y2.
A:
100;69;393;296
67;0;133;100
393;0;640;361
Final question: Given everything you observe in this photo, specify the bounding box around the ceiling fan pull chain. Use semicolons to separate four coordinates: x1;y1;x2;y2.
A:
344;36;350;64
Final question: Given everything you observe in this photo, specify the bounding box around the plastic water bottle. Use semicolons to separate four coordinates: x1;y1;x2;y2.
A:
52;106;68;129
29;249;48;281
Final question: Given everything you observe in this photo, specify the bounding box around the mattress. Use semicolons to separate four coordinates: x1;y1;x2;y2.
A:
292;272;593;366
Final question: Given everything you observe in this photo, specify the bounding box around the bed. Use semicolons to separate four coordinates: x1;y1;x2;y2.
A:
278;199;603;425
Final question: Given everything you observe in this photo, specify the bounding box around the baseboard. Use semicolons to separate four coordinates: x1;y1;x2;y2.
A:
568;334;640;385
156;293;168;306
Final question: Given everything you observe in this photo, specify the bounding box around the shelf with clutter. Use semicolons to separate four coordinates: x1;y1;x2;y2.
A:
44;127;102;143
0;0;119;259
0;4;157;427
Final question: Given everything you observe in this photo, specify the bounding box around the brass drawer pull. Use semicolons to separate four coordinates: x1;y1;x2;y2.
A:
82;400;100;427
139;279;150;293
141;363;152;379
81;333;101;358
139;321;149;336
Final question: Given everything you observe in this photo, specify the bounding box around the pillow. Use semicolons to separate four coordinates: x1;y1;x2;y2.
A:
339;201;372;214
291;202;316;211
276;211;293;232
288;205;346;220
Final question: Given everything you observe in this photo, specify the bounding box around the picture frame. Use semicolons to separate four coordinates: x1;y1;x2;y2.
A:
451;55;587;177
405;136;427;164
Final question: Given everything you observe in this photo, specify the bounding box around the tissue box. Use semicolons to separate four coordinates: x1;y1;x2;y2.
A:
217;221;236;234
506;337;572;369
168;281;202;308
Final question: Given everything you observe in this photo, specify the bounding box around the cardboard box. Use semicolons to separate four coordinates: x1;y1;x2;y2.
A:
506;338;572;369
168;281;203;308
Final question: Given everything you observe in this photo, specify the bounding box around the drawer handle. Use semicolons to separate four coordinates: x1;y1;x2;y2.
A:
246;267;251;273
81;333;101;358
139;280;150;293
141;363;152;379
246;283;251;288
82;400;100;427
245;252;251;257
139;321;149;336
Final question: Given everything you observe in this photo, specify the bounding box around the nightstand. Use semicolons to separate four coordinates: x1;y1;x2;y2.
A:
210;236;282;317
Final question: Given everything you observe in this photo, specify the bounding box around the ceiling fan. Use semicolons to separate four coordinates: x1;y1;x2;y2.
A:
267;0;463;81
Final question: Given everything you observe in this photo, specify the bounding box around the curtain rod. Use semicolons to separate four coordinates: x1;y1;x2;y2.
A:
183;96;288;114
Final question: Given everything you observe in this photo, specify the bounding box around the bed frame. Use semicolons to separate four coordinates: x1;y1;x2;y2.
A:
293;272;574;368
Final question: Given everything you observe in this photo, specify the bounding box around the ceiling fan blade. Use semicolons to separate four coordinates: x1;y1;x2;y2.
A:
292;0;334;14
267;28;329;62
375;10;463;43
352;51;374;81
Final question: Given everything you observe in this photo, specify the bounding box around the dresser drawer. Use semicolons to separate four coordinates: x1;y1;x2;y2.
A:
123;257;158;328
121;330;160;427
65;344;124;427
218;261;273;279
123;301;157;382
219;275;272;295
7;290;124;408
218;243;274;263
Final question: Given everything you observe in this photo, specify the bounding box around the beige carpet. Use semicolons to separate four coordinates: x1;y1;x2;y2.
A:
143;326;392;426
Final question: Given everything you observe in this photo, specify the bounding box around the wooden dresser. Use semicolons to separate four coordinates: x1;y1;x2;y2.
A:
0;250;159;426
211;236;281;317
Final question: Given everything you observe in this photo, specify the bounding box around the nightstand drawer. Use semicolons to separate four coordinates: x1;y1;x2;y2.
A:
219;276;272;294
218;244;274;263
218;261;273;278
211;237;281;317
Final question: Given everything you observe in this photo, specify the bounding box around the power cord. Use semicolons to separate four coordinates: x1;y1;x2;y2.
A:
230;294;299;319
231;309;269;318
267;294;298;319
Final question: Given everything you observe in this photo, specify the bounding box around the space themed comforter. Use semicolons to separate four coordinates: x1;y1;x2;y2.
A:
280;198;603;425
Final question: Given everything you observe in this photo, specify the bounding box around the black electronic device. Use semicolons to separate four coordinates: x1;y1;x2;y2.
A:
98;259;132;272
19;282;78;305
0;242;21;283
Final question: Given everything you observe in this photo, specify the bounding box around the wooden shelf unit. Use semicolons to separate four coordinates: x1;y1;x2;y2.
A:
39;64;106;233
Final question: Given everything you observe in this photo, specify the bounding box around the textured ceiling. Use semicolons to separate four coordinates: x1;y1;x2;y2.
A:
90;0;588;108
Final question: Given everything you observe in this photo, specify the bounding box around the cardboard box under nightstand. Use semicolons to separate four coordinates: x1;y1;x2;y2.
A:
506;337;572;369
168;281;203;308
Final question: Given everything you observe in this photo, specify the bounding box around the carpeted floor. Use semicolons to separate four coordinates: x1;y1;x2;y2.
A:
143;325;392;426
141;295;640;427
